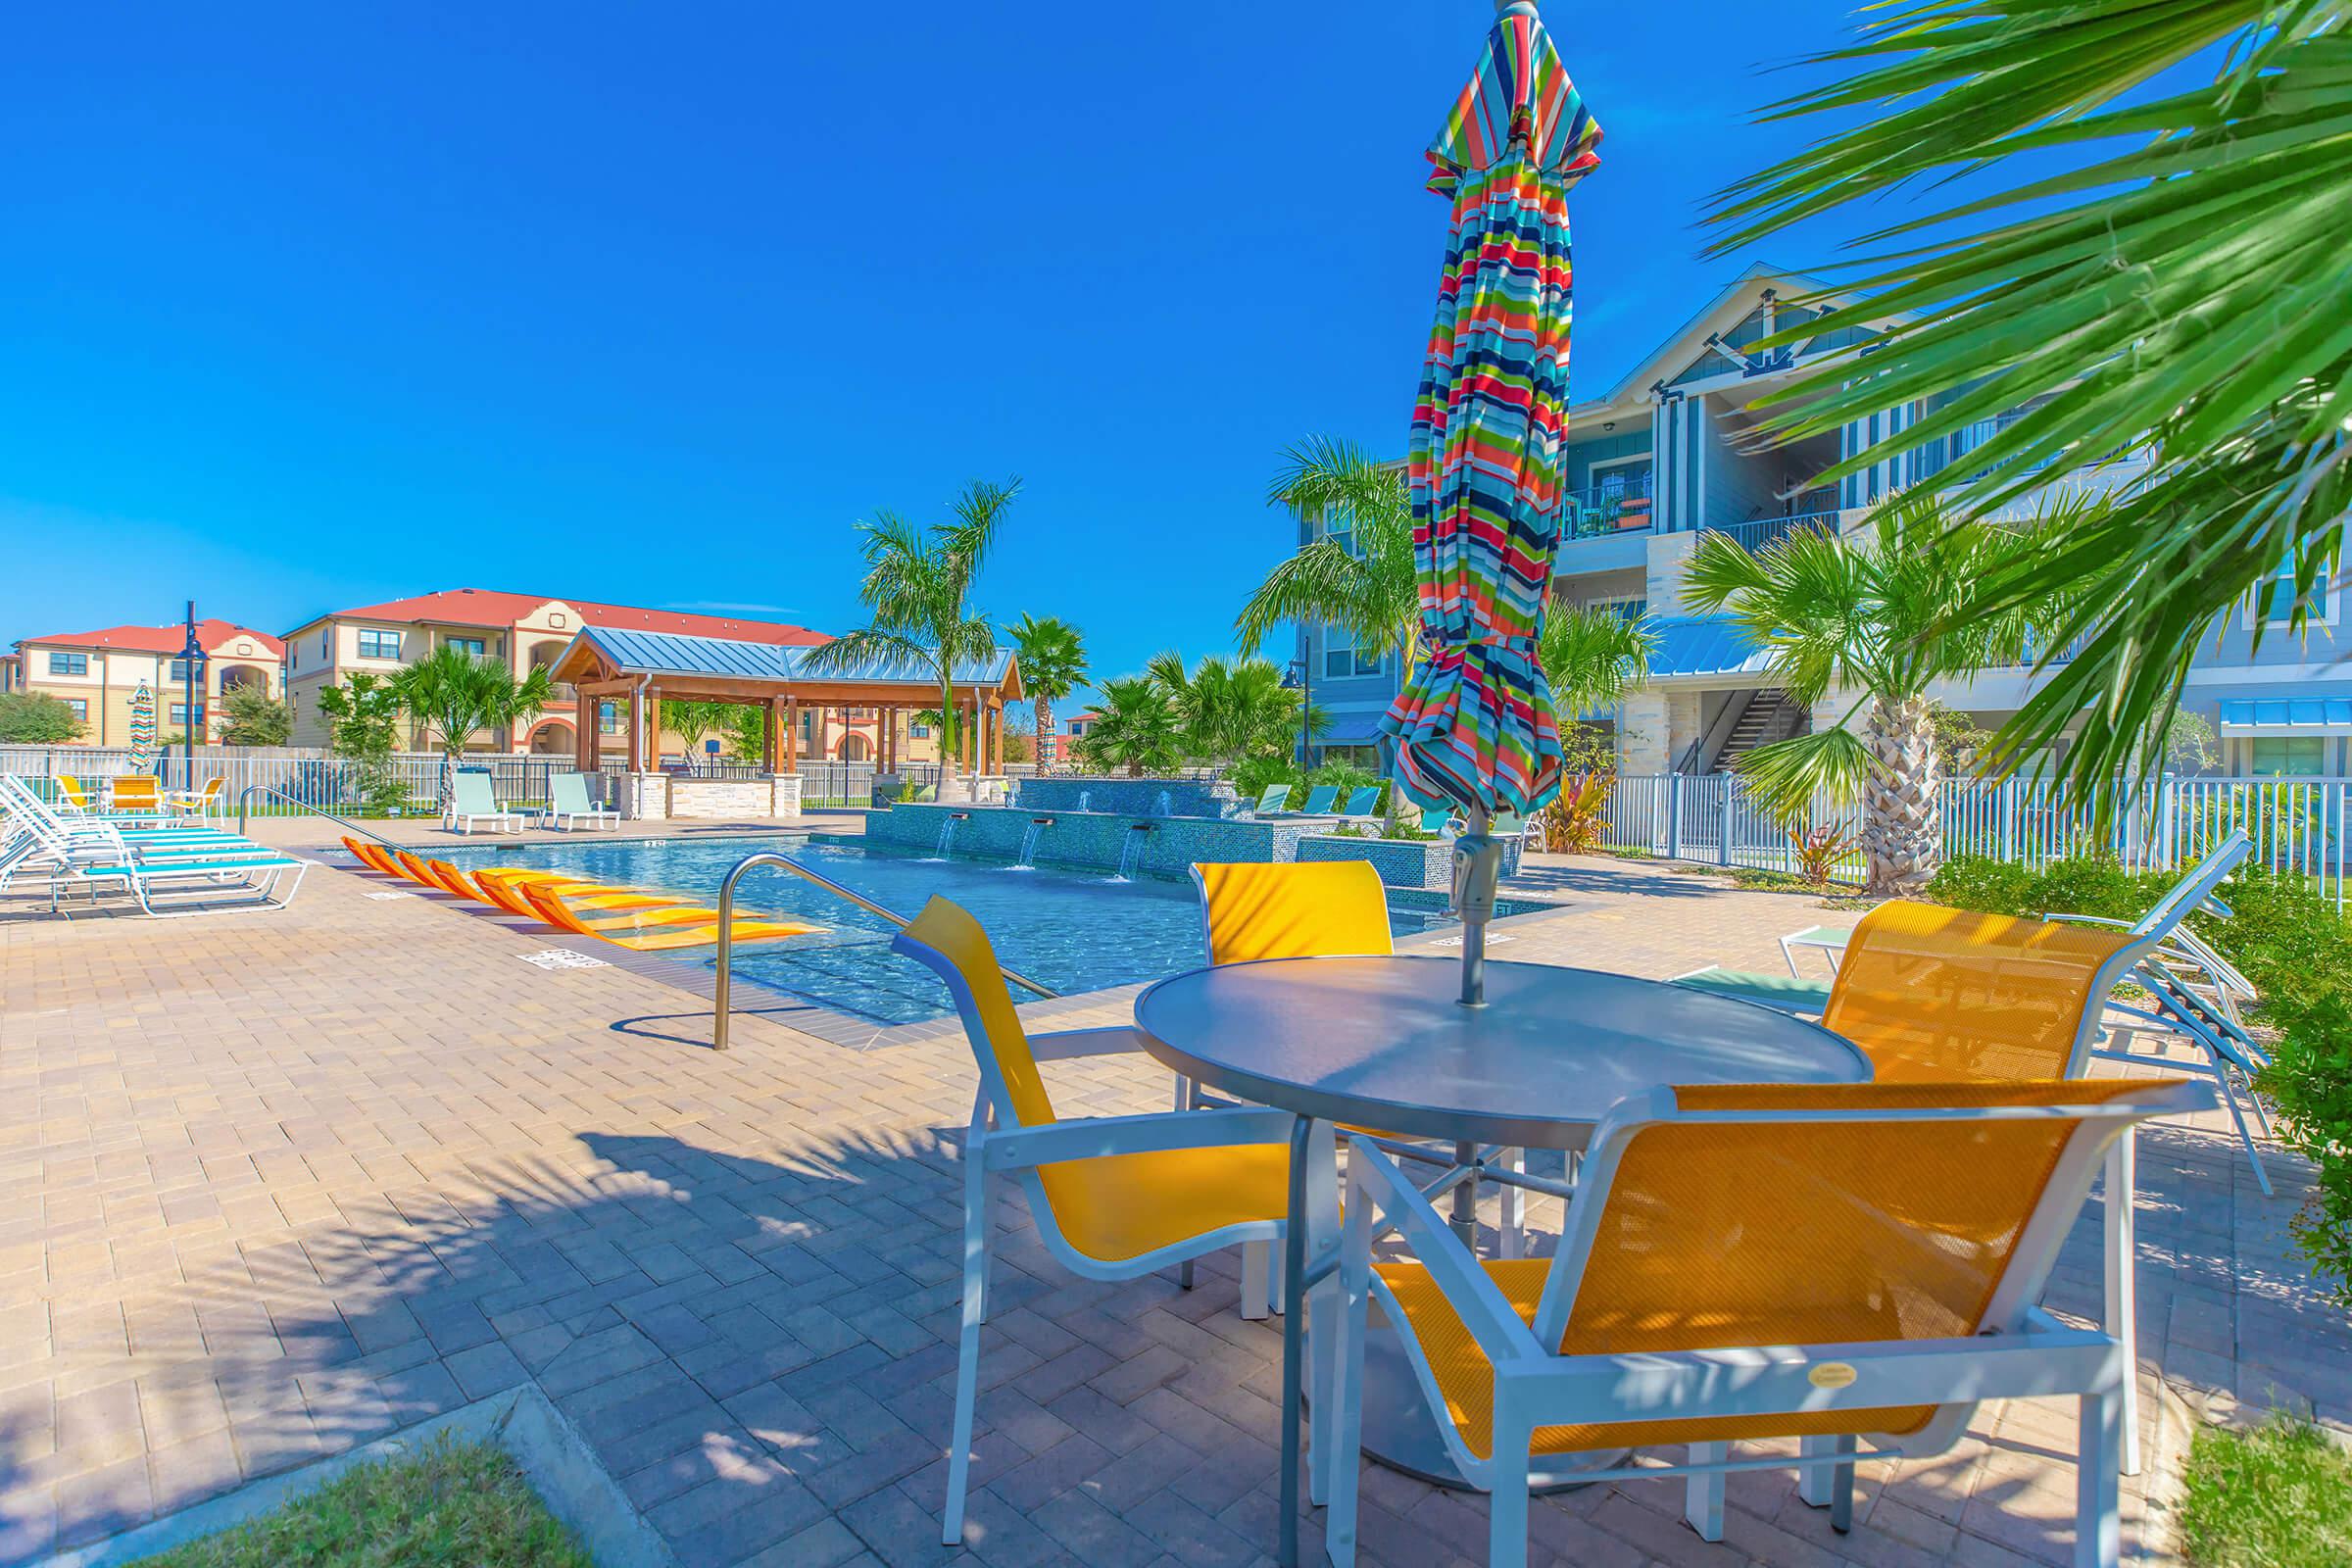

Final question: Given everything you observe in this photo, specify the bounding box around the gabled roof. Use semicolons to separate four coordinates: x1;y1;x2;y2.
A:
17;619;285;658
307;587;829;647
558;625;1016;691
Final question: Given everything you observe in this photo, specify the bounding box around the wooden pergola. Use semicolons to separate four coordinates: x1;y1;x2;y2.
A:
545;626;1024;776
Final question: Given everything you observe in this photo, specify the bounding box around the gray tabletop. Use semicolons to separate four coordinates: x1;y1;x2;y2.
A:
1133;955;1871;1149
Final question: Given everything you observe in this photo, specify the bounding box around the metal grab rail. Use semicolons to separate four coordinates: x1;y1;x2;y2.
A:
235;785;409;851
712;851;1056;1050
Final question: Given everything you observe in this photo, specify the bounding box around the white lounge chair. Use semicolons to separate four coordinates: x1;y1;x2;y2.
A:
60;848;309;917
444;771;525;835
546;771;617;832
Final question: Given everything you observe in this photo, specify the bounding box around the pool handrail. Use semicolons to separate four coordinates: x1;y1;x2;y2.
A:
712;850;1057;1051
237;785;408;852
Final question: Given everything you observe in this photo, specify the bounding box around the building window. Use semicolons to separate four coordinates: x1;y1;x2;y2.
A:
1321;629;1384;680
2249;737;2328;776
169;658;196;682
47;651;88;676
447;636;487;659
358;630;402;660
64;698;88;720
320;631;330;657
1582;596;1647;622
171;704;205;726
599;702;621;734
909;723;930;739
2249;564;2337;628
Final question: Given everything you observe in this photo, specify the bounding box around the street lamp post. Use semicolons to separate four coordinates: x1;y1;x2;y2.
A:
178;601;207;790
1280;657;1312;773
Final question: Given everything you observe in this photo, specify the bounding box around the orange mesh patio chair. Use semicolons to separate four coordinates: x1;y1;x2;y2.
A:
893;895;1305;1546
341;837;402;876
109;775;163;812
517;881;816;950
1326;1077;2212;1568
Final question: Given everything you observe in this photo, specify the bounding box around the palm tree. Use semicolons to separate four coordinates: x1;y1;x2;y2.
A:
1078;677;1182;778
662;700;733;769
1008;613;1088;774
1683;490;2069;897
1705;1;2350;815
1540;603;1654;722
389;646;554;813
1146;652;1307;770
807;478;1017;803
1237;437;1421;668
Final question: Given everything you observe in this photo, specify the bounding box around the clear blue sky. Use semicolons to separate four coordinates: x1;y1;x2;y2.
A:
1;0;1871;712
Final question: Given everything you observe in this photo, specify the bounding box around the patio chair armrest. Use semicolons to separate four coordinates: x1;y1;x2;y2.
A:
2038;911;2132;929
983;1105;1295;1170
1347;1136;1544;1366
1525;1330;2126;1420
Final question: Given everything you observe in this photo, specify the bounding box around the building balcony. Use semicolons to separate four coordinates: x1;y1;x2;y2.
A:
1700;509;1842;555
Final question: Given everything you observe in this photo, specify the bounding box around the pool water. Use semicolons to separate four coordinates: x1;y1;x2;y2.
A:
442;834;1524;1025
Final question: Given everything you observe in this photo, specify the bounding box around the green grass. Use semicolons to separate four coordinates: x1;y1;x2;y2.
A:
131;1438;594;1568
2180;1417;2352;1568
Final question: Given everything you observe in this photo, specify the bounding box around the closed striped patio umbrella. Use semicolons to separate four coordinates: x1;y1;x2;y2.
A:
1380;0;1598;1001
126;680;158;773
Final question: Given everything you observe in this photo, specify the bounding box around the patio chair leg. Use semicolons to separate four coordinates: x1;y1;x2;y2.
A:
1304;1120;1340;1507
1178;1259;1194;1291
2077;1387;2124;1568
1488;1415;1532;1568
2209;1056;2275;1197
943;1156;988;1545
1798;1436;1838;1507
1326;1164;1375;1568
1829;1436;1857;1534
1685;1444;1727;1541
2103;1132;2140;1477
1241;1241;1269;1321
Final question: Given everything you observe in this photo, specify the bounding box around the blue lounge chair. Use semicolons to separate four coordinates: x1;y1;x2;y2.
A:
1253;784;1293;815
1296;785;1340;815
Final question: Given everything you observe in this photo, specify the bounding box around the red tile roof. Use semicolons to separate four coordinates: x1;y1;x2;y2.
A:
19;619;286;658
315;588;830;647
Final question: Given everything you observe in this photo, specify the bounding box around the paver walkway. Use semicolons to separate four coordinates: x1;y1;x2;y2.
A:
0;842;2337;1568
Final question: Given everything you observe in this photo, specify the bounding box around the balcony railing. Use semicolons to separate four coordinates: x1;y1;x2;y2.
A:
1701;510;1841;554
1563;472;1656;540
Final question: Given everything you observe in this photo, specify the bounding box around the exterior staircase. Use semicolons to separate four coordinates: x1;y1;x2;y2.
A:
1712;689;1806;771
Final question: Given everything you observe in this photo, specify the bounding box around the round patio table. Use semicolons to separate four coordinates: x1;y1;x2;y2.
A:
1131;955;1872;1568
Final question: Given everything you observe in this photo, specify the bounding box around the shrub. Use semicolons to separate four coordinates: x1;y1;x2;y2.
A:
1789;823;1862;888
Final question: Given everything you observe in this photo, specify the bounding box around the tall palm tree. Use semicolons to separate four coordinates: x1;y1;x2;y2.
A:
1684;489;2071;897
1146;652;1303;768
807;478;1017;803
1237;437;1421;669
1705;0;2350;815
1078;677;1182;778
389;647;553;813
663;700;733;769
1007;613;1088;774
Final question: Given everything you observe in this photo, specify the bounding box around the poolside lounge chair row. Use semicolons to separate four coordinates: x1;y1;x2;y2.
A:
444;770;618;834
343;837;817;951
1;775;306;916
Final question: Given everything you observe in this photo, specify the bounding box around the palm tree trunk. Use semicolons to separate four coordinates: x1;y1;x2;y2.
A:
1035;696;1053;775
1860;696;1939;897
935;675;964;803
439;747;458;818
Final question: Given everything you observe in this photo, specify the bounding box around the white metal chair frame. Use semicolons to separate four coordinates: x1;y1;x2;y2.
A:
545;772;619;832
0;777;249;890
892;926;1310;1548
444;772;525;835
1325;1081;2212;1568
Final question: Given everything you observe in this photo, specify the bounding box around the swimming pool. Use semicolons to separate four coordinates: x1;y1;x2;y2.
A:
441;834;1535;1025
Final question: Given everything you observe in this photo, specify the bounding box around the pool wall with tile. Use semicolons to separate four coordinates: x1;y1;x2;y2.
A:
1012;776;1244;819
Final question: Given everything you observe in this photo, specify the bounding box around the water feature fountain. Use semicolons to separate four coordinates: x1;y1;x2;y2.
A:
1155;789;1173;817
1010;816;1054;870
1108;822;1152;882
924;810;968;860
1078;789;1093;812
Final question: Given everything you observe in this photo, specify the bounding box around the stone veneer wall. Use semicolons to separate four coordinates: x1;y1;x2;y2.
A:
610;773;806;820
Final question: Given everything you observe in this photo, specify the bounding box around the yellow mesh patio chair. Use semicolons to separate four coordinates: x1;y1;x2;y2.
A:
109;775;162;812
54;776;92;812
893;895;1303;1546
1326;1077;2212;1568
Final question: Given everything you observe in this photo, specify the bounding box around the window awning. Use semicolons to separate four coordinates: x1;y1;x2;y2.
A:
2217;698;2352;735
1644;616;1773;680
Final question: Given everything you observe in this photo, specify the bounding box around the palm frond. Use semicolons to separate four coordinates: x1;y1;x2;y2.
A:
1736;727;1876;828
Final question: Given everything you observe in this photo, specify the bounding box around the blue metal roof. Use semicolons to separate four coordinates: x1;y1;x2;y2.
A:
2218;698;2352;732
1644;616;1773;680
568;626;1014;687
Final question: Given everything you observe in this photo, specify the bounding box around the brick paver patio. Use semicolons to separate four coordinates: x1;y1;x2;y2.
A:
0;829;2338;1567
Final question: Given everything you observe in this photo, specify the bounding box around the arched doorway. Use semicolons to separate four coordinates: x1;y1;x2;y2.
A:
215;662;270;696
528;719;575;756
838;733;871;762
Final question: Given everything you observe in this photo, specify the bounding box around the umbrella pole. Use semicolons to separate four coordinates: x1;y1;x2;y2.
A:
1453;805;1502;1007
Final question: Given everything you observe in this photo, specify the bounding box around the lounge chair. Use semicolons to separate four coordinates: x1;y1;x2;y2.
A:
59;849;309;917
1335;786;1383;831
164;777;226;820
1325;1077;2210;1568
1295;784;1341;815
546;771;618;832
891;895;1296;1545
0;777;248;889
444;771;525;835
518;881;817;950
1253;784;1293;815
1420;805;1460;836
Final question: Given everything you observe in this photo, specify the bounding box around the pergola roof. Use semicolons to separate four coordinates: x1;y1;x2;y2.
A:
549;625;1020;701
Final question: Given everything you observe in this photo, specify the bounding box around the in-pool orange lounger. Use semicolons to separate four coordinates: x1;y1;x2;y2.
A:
518;882;817;951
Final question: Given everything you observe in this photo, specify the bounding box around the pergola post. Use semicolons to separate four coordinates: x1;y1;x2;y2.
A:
625;686;643;773
784;697;800;773
761;700;780;774
989;698;1004;775
646;694;663;770
576;705;594;771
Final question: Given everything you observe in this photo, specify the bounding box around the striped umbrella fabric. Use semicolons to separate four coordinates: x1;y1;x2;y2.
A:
1380;0;1598;817
126;680;158;772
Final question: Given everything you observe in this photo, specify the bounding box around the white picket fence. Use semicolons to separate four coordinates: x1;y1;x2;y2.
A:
1599;772;2352;906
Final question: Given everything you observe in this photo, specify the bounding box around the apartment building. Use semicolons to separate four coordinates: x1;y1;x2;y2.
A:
280;587;945;763
3;620;285;744
1298;264;2347;779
